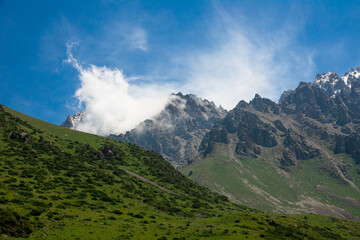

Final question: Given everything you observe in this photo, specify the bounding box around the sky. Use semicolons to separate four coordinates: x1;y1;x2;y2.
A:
1;0;360;134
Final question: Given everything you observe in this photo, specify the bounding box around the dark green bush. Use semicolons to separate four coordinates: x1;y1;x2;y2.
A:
29;208;43;216
112;210;123;215
0;208;32;237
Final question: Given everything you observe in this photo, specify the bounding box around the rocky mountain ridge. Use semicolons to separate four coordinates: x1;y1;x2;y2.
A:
109;93;227;168
313;67;360;97
200;66;360;173
62;93;226;168
280;66;360;102
61;67;360;170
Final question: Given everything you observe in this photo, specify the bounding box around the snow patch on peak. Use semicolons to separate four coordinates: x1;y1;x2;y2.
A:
280;66;360;103
312;66;360;98
343;67;360;85
314;72;342;85
61;111;85;129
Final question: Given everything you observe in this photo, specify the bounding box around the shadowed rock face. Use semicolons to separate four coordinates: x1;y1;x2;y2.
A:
281;130;320;166
199;101;278;158
334;134;360;164
200;95;280;159
109;93;227;168
250;93;280;114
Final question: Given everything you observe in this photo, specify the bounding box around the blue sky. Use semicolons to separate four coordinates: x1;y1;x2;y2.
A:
1;0;360;128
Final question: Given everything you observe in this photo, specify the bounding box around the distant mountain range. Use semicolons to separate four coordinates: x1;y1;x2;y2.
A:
62;93;227;168
62;66;360;219
62;67;360;167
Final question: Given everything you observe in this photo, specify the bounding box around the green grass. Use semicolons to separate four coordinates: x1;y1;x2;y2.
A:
1;104;360;239
4;106;104;149
183;143;360;219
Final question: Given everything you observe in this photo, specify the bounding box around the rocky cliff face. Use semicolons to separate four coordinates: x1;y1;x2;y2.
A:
199;96;278;159
109;93;227;168
280;70;360;167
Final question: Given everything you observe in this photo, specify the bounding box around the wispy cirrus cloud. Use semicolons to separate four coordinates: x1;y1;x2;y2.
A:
127;27;147;51
96;22;148;54
38;16;148;73
179;4;315;109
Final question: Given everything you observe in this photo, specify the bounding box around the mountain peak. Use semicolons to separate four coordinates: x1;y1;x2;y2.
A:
314;72;341;84
107;93;226;168
280;66;360;103
343;66;360;84
173;92;184;97
254;93;261;99
61;111;85;129
312;66;360;98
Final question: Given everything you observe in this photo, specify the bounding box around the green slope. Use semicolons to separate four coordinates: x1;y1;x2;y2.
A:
182;142;360;220
1;105;360;239
4;106;105;149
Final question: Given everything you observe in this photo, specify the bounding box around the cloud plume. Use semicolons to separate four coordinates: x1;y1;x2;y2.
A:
66;41;173;136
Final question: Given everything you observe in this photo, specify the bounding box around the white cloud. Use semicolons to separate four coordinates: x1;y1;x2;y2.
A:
66;41;173;136
179;6;315;109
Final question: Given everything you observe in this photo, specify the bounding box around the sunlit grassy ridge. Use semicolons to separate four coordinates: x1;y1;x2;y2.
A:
4;107;104;149
1;105;360;239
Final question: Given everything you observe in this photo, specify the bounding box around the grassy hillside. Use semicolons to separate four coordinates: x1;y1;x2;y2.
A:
1;105;360;239
182;139;360;220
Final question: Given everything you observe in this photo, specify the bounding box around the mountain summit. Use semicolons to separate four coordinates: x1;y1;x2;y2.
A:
280;66;360;101
61;111;85;129
109;93;227;168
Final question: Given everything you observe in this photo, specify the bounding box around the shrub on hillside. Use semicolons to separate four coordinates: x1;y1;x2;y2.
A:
0;208;32;238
